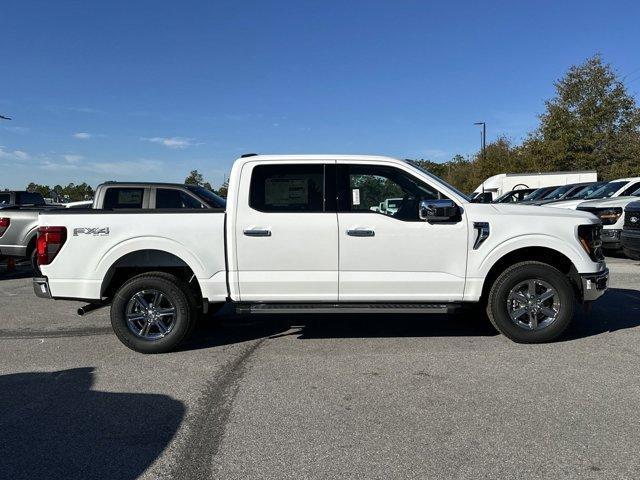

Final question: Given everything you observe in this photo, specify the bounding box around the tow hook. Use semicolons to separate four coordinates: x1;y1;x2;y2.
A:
77;302;108;316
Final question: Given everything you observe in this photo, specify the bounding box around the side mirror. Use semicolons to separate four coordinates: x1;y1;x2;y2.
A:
419;199;459;222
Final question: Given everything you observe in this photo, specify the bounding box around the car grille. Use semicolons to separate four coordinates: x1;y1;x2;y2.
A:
624;211;640;230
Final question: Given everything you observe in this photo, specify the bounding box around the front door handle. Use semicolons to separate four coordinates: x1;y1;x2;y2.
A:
243;228;271;237
347;228;375;237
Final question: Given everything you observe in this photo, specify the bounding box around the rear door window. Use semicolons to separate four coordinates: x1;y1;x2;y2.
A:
156;189;205;209
249;164;326;212
103;188;144;209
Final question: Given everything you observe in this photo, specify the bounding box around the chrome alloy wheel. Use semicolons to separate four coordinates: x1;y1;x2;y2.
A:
125;289;176;340
506;279;560;330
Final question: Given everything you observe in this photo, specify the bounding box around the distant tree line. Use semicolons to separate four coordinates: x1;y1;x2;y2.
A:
411;54;640;193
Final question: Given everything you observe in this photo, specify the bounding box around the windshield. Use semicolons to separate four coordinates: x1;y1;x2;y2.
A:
542;185;573;200
584;181;626;199
404;160;470;201
523;187;552;201
568;182;606;199
186;185;227;208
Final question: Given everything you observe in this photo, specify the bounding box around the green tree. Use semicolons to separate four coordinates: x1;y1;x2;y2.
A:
523;54;640;178
185;170;205;185
26;182;51;197
217;180;229;197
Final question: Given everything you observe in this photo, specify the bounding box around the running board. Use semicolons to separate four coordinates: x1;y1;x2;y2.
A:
234;303;459;315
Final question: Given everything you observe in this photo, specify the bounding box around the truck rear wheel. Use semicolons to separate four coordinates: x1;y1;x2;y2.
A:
110;272;197;354
486;261;575;343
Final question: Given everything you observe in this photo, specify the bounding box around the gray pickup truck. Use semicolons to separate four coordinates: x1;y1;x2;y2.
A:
0;190;45;207
1;182;225;270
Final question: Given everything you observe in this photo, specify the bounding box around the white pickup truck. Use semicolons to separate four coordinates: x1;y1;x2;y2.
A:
33;155;609;353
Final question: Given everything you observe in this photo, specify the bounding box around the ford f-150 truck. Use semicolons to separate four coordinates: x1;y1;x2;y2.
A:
33;155;609;353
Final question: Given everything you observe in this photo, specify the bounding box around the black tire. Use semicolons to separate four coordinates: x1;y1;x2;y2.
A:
486;261;575;343
110;272;198;354
29;246;40;275
623;248;640;261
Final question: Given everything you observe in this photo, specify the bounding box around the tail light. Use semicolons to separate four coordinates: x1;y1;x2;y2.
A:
0;218;9;237
37;226;67;266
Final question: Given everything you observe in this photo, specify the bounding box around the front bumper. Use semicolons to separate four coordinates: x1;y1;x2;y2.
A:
621;231;640;253
580;268;609;302
33;276;52;299
601;229;622;249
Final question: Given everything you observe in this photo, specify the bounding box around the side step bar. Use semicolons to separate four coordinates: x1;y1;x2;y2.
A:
234;303;459;315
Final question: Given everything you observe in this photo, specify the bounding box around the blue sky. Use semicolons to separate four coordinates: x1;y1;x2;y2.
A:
2;0;640;190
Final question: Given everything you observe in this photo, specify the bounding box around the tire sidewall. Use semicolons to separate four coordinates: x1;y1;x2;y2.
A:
111;275;193;354
489;263;575;343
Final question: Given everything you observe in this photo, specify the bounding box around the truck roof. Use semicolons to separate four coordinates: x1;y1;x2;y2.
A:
99;181;194;188
236;154;401;162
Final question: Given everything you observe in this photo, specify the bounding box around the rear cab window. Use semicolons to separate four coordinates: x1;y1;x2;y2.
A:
103;188;144;209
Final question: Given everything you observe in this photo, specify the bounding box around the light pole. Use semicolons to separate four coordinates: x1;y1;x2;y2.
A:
474;121;486;162
474;122;486;194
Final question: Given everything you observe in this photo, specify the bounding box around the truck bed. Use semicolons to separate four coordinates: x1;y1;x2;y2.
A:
38;209;228;302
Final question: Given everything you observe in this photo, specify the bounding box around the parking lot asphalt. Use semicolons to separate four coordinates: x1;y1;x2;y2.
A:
1;257;639;480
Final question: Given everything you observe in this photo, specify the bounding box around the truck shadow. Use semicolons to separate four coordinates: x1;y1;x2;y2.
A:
0;262;33;280
185;287;640;348
563;287;640;340
0;367;184;480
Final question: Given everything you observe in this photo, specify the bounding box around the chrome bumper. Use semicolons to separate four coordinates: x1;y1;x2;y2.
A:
33;276;52;299
580;268;609;302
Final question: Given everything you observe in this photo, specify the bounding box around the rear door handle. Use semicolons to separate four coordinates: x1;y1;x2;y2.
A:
243;228;271;237
347;229;375;237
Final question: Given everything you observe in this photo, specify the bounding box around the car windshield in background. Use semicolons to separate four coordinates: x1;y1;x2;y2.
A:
523;187;552;201
568;182;606;199
186;185;227;208
404;160;470;201
0;193;10;204
542;185;573;200
584;181;626;199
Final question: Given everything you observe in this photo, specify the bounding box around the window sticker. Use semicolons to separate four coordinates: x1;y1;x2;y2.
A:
265;177;308;206
352;188;360;206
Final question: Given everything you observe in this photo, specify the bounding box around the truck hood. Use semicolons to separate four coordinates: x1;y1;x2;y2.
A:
577;196;640;209
470;202;597;221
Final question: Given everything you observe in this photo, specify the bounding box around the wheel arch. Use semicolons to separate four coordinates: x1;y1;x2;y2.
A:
100;249;203;301
479;246;580;302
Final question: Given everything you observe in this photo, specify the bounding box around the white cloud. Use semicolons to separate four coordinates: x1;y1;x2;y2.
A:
0;146;30;161
63;154;84;163
40;158;163;176
73;132;92;139
141;136;202;149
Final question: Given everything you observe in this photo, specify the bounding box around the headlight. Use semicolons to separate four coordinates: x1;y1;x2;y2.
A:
595;208;623;225
578;224;604;261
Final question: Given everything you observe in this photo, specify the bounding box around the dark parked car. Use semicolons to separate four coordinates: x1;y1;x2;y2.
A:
0;191;45;207
519;186;559;203
533;182;601;205
621;201;640;260
492;188;536;203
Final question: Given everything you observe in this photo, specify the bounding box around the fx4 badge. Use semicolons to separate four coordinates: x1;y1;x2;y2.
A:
73;227;110;236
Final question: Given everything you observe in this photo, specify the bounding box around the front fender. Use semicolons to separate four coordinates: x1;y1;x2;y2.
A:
476;233;593;278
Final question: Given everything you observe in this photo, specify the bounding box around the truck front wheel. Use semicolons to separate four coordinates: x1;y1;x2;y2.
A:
486;261;575;343
111;272;197;353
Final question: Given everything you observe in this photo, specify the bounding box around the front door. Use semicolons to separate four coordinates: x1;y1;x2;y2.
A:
235;161;338;302
336;162;468;302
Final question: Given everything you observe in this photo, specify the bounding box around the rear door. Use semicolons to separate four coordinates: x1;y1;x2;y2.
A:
234;161;338;301
336;161;468;302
